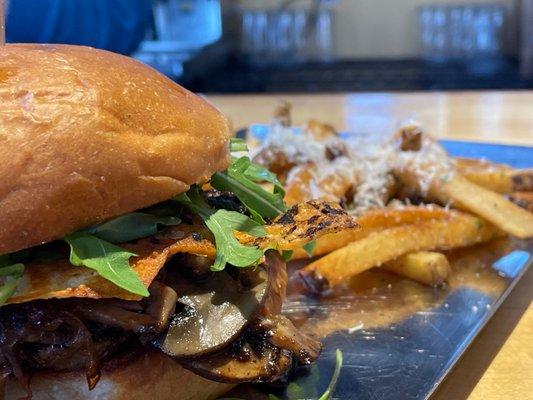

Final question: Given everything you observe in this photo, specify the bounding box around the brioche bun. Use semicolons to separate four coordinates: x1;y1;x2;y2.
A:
0;44;231;255
5;349;232;400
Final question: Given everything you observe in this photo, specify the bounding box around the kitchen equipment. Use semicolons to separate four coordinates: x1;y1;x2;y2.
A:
419;3;506;67
134;0;222;78
239;0;336;66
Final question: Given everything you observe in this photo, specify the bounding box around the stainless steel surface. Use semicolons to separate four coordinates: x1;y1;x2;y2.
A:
226;141;533;400
228;239;531;400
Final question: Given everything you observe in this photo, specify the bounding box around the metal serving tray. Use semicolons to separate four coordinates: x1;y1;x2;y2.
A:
228;140;532;400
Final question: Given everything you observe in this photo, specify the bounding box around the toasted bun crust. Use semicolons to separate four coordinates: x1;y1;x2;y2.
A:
0;44;231;255
5;350;233;400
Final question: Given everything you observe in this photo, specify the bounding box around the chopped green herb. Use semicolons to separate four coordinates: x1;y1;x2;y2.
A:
230;137;248;152
0;263;24;306
65;232;148;297
440;173;452;183
282;250;294;261
475;219;484;230
303;240;317;257
85;212;180;243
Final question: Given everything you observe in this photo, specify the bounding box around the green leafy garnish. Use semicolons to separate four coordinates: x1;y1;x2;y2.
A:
230;137;248;152
85;212;180;243
207;210;267;271
175;187;267;271
65;232;148;296
239;158;285;197
0;263;24;306
318;349;343;400
303;240;317;257
211;156;286;223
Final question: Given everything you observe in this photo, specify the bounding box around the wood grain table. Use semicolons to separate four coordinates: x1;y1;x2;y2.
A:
208;92;533;400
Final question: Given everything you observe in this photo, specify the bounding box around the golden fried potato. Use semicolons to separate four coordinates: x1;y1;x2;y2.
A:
300;211;499;289
382;251;451;286
508;191;533;212
284;162;355;206
432;175;533;238
306;119;338;140
292;205;450;259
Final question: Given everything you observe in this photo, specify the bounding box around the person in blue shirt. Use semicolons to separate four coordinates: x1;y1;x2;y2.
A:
6;0;153;55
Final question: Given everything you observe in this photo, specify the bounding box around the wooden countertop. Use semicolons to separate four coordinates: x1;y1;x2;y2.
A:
208;91;533;400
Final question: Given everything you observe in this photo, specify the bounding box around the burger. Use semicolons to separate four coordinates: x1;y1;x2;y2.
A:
0;44;358;400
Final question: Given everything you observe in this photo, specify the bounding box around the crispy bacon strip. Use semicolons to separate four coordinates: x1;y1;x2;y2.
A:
7;201;358;304
7;225;215;304
237;201;360;251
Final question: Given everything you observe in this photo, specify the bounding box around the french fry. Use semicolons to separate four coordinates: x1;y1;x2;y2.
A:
284;162;354;206
508;192;533;212
292;206;451;259
461;169;514;193
462;169;533;194
433;174;533;238
454;157;508;171
455;158;533;193
511;169;533;192
307;119;338;139
382;251;451;286
300;212;498;288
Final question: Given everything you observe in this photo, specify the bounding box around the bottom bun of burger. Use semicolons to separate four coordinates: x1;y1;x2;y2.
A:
5;349;233;400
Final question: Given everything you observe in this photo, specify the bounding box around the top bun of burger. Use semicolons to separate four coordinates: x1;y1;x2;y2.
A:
0;44;231;255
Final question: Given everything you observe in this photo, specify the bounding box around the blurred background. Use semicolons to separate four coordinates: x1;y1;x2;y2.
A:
5;0;533;92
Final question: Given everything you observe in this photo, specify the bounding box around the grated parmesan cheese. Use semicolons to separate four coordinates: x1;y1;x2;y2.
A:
392;135;455;195
252;121;455;213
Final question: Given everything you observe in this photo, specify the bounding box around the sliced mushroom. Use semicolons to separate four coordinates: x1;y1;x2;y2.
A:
153;268;270;358
181;329;293;383
260;250;288;318
259;315;322;365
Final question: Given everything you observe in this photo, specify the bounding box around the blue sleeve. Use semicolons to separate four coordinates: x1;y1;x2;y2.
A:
6;0;153;55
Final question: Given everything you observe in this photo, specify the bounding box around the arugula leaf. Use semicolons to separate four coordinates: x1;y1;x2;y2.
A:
175;188;267;271
65;232;148;297
230;137;248;152
303;240;317;257
211;156;286;223
318;349;343;400
0;263;24;307
206;210;266;271
239;158;285;197
174;188;212;219
85;212;180;243
211;172;285;224
0;263;24;277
